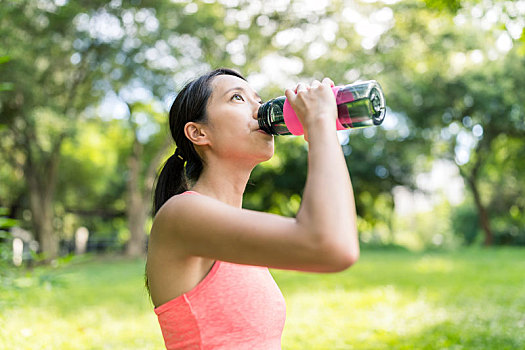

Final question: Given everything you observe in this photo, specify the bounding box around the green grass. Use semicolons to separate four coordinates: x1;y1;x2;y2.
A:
274;248;525;349
1;248;524;349
0;256;163;350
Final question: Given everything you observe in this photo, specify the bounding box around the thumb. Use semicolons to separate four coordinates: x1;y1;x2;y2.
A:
285;88;295;102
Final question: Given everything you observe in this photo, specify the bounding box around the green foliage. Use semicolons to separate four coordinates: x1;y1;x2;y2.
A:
451;202;481;245
424;0;462;12
1;0;524;255
483;135;525;245
392;199;461;251
450;132;525;246
374;1;525;245
0;56;14;92
244;137;308;216
0;208;18;288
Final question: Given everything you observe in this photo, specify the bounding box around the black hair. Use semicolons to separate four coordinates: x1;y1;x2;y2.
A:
152;68;246;216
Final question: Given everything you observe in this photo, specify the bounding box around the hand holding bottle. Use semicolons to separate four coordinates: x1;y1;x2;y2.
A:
284;78;337;141
258;80;386;136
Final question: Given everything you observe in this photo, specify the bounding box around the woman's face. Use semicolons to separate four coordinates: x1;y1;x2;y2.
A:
203;74;274;163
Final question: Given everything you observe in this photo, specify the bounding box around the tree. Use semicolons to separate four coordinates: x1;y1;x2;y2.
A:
0;1;109;261
1;0;320;259
243;0;427;243
375;1;525;245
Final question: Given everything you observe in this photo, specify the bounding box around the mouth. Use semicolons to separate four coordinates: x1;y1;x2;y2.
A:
256;128;271;135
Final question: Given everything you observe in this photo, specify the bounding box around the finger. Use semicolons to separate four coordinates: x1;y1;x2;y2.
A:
296;82;308;93
311;80;322;88
285;88;296;101
322;77;335;87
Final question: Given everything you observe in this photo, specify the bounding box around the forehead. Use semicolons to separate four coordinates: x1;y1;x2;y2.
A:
210;74;256;97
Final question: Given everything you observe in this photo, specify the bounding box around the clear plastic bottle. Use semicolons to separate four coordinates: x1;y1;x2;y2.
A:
258;80;386;135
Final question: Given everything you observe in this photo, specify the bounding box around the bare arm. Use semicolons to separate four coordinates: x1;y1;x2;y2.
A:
290;79;359;269
151;78;358;272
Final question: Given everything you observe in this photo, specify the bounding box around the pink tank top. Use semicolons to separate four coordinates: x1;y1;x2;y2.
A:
154;191;287;349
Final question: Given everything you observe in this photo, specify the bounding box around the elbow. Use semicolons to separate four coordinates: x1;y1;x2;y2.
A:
314;231;360;272
328;247;359;272
343;248;360;269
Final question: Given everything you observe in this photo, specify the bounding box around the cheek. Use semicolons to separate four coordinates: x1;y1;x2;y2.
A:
218;121;252;141
213;124;250;143
208;111;250;135
207;118;235;140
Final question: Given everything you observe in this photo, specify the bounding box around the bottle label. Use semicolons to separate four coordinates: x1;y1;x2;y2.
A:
334;86;354;130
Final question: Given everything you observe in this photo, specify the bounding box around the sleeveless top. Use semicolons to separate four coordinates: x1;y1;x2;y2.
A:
154;191;287;349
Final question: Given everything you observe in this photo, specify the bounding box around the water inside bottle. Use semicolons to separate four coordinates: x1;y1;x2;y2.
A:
338;87;385;128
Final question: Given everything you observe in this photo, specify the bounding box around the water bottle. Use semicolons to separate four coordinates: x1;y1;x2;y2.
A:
258;80;386;135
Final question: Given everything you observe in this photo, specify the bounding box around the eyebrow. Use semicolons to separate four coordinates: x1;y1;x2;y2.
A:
222;86;262;100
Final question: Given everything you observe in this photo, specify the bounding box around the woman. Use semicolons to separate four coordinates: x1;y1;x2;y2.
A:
146;68;359;349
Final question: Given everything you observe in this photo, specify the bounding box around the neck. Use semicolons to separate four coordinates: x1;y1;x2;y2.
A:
191;159;254;208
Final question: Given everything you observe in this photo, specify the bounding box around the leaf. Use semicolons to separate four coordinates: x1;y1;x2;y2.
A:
0;82;14;91
0;55;11;64
423;0;462;13
0;230;12;239
0;218;18;228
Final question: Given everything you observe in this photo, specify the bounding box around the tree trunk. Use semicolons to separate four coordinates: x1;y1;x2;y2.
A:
125;133;172;257
126;202;148;256
29;191;57;260
465;175;493;246
125;137;147;257
457;136;494;246
26;161;60;262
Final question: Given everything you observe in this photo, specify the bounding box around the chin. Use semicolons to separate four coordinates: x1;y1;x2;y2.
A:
261;149;275;163
253;146;274;164
263;142;275;159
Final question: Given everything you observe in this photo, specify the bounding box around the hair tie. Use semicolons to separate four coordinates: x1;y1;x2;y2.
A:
174;148;185;162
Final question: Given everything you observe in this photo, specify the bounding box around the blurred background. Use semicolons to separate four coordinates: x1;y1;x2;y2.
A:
1;0;524;349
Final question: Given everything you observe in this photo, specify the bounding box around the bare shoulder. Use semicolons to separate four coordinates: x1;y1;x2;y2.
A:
152;193;230;237
150;192;251;252
147;194;218;305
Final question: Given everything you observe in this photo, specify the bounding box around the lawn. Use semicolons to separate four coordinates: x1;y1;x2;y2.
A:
1;248;524;349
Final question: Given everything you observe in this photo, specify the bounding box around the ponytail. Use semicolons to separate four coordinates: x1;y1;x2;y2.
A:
153;152;187;216
153;146;206;216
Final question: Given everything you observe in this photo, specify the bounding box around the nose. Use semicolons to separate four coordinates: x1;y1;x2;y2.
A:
251;100;261;120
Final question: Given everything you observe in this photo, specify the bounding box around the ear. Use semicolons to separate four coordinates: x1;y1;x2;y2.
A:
184;122;211;146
